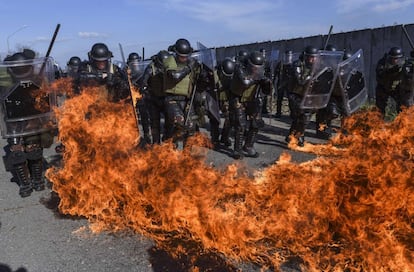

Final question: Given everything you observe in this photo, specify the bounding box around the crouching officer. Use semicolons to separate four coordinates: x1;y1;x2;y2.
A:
229;50;273;159
0;49;57;197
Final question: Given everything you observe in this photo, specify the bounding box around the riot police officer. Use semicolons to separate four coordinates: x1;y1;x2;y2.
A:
66;56;81;78
138;50;170;144
126;52;152;146
235;50;249;67
398;50;414;109
162;38;201;147
1;49;57;197
313;50;353;139
274;50;295;118
314;45;340;139
375;46;405;116
286;45;318;146
229;51;273;159
127;52;143;82
217;58;236;147
77;43;129;102
192;61;220;147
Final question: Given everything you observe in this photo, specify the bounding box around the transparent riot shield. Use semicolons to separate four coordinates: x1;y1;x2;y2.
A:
195;42;220;122
268;48;280;76
0;56;57;138
196;42;217;71
336;49;367;115
131;59;151;83
300;50;344;110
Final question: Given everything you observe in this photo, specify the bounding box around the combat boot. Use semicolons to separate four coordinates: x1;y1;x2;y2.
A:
15;163;32;197
220;124;232;147
243;129;259;158
316;126;332;140
232;129;244;160
29;159;45;191
285;130;305;147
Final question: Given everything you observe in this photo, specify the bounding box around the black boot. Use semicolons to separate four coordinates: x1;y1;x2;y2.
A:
15;163;32;197
210;122;220;149
285;130;305;147
29;159;45;191
243;129;259;158
151;127;161;145
315;121;333;140
232;129;244;160
220;122;232;147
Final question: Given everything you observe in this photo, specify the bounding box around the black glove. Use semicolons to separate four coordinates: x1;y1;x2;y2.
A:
140;85;149;96
187;57;198;70
388;65;401;74
106;74;115;87
260;77;273;95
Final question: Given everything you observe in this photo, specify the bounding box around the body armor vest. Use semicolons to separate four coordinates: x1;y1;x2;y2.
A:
163;56;192;97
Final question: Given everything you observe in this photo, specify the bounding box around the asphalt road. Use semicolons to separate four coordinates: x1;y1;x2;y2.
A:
0;115;325;272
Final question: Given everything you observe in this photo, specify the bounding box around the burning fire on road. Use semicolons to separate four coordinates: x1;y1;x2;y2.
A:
46;81;414;271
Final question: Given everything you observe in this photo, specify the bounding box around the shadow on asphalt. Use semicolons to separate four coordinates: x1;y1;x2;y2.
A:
0;263;28;272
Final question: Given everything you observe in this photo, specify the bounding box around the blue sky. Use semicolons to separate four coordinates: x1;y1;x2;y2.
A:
1;0;413;68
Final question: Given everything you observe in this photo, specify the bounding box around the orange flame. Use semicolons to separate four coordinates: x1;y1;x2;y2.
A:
47;80;414;271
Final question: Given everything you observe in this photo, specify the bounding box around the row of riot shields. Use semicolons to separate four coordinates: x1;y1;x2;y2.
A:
0;44;366;140
300;49;367;116
126;44;367;123
0;57;58;139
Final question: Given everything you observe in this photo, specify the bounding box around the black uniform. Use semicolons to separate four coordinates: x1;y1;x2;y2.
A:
76;43;129;102
375;47;405;115
398;50;414;109
229;51;273;159
286;46;318;146
162;38;201;147
216;58;236;147
138;50;169;145
274;50;295;118
1;50;56;197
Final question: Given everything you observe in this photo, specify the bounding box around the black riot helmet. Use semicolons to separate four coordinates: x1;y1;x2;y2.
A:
387;46;404;66
174;38;193;57
4;49;36;79
248;51;265;66
388;47;403;58
155;50;170;67
67;56;81;67
303;45;318;66
88;43;113;61
127;52;141;64
304;45;318;56
325;44;337;51
246;51;265;79
221;58;235;76
236;49;249;64
67;56;81;75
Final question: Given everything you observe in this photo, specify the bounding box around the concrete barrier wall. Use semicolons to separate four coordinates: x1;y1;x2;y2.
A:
214;23;414;100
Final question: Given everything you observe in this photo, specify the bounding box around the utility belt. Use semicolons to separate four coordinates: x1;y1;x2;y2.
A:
164;95;188;102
